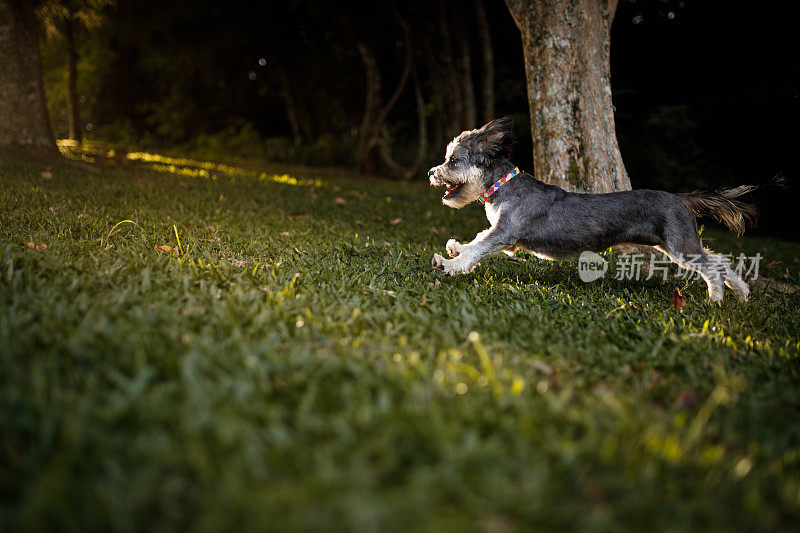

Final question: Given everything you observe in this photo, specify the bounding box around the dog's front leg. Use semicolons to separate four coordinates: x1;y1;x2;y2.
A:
446;229;490;258
432;228;512;276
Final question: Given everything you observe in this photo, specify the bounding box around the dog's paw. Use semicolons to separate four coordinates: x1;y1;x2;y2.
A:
432;253;446;271
443;258;473;276
446;239;463;258
432;253;473;276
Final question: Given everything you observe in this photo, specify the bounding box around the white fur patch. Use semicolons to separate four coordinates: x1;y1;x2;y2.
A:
485;202;501;226
463;165;482;183
445;139;457;160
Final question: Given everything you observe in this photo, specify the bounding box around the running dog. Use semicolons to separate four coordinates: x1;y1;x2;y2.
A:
428;116;760;303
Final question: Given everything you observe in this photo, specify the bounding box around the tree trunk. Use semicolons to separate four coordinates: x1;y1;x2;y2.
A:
437;0;463;138
356;42;383;172
456;24;477;130
276;62;302;146
0;0;57;153
65;16;82;143
505;0;630;192
475;0;495;123
356;18;412;175
378;67;428;180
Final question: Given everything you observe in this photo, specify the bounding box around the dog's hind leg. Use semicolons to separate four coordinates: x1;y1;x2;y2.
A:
706;248;750;301
656;240;726;304
659;201;749;303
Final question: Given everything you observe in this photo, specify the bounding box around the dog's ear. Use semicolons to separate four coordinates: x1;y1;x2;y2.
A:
475;116;514;155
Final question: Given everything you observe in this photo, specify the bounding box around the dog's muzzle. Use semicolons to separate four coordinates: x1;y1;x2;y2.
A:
428;166;441;186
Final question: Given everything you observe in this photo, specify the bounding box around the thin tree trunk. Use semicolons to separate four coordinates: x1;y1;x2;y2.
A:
405;69;429;179
456;23;477;130
65;16;82;143
356;19;413;174
0;0;57;153
475;0;495;123
356;42;383;171
438;0;463;138
505;0;630;192
378;67;428;180
276;62;302;146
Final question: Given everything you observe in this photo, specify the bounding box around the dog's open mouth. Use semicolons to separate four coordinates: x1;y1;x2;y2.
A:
442;181;464;199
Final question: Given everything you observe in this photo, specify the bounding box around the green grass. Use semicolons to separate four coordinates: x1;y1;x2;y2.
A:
1;149;800;531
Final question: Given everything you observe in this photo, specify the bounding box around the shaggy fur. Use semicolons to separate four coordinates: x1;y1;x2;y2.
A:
428;117;761;303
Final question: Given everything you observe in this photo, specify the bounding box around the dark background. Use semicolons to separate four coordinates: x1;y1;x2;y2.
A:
41;0;800;237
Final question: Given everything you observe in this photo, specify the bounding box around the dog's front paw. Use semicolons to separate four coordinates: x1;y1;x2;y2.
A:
432;253;446;271
446;239;463;258
432;253;472;276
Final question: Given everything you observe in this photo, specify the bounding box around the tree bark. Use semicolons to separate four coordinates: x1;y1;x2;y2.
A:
65;16;82;143
505;0;630;192
475;0;495;124
0;0;57;153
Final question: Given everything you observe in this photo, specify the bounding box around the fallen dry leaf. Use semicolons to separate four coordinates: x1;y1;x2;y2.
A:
280;231;290;237
40;171;52;179
335;197;346;205
231;259;246;268
25;242;35;249
389;218;402;225
670;287;687;310
35;243;47;251
155;245;173;253
294;247;308;254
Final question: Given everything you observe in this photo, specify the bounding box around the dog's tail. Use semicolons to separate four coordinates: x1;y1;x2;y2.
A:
676;175;785;236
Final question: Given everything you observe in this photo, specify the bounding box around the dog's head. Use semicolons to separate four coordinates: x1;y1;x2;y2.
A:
428;116;514;208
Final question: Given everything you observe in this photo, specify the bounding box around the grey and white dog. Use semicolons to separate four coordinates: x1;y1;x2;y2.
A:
429;116;758;303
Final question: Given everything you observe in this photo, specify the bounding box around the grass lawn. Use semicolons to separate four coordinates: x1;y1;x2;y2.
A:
1;148;800;531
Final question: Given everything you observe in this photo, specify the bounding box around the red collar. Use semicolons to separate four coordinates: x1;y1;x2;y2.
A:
477;167;520;204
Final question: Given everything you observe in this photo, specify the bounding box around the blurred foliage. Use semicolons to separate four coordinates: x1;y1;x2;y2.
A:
35;0;799;212
40;15;114;139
